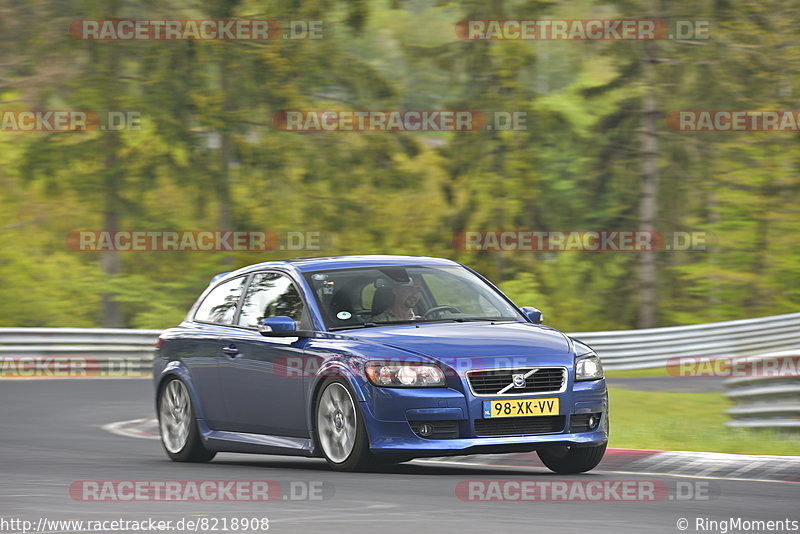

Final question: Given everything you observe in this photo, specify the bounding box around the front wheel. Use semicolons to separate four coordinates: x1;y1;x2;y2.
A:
537;443;606;474
158;378;216;463
315;379;376;471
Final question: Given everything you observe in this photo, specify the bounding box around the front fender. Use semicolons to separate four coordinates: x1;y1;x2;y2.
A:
305;359;369;448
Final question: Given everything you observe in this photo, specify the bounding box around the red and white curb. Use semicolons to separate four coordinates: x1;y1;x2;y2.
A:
105;416;800;483
102;416;159;440
419;449;800;484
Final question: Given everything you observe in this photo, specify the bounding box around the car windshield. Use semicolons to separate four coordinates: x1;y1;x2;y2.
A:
303;265;524;330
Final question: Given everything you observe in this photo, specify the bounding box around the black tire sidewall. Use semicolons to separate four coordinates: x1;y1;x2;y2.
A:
537;443;607;474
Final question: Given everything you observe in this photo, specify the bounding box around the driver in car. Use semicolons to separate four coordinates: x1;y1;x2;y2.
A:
372;277;423;322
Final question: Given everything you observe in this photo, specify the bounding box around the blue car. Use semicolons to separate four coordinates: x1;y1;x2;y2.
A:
153;255;608;473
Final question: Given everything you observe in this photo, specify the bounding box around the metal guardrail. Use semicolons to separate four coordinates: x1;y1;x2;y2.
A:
0;313;798;373
0;327;161;376
723;351;800;430
571;312;800;370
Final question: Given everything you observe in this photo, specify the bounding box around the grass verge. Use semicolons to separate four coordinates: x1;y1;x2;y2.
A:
608;387;800;456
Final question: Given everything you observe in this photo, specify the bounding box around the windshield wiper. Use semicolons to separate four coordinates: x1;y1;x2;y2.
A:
329;320;415;331
329;322;380;331
329;318;518;331
421;317;516;323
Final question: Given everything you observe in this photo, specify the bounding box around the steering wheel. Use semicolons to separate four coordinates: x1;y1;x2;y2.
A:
423;305;462;319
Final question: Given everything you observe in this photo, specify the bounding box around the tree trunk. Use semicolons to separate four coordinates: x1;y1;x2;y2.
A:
100;0;123;327
217;48;234;267
638;41;659;328
101;142;123;327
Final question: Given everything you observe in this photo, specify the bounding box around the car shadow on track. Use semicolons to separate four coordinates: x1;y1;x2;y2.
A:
156;455;600;477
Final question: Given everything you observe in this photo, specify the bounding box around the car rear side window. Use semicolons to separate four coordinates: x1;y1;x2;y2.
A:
238;272;310;329
194;277;246;324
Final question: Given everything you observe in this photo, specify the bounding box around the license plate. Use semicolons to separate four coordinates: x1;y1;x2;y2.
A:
483;398;559;418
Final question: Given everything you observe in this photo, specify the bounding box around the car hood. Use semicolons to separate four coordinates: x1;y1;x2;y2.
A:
338;321;574;369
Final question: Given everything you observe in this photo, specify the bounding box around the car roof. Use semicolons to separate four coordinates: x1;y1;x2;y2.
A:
223;255;461;279
287;255;460;272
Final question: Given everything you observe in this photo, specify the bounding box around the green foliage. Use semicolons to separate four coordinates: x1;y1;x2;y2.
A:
0;0;798;330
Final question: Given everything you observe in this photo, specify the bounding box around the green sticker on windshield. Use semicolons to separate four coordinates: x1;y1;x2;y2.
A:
336;311;352;320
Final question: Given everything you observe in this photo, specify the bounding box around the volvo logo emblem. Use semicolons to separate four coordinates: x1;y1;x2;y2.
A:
512;374;525;388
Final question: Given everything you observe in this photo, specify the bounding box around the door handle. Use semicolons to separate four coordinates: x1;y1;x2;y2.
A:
222;345;239;357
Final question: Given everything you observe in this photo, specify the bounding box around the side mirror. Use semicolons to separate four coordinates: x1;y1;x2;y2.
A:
258;316;312;338
520;307;543;324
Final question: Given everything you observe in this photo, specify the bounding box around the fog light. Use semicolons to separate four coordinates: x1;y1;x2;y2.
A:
410;420;459;439
588;415;597;428
418;423;434;437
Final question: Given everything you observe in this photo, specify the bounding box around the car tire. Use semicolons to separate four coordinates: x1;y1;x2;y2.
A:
158;378;216;463
537;443;607;474
315;378;376;471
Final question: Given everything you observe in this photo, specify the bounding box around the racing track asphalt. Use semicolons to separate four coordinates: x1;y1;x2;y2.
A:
0;379;797;534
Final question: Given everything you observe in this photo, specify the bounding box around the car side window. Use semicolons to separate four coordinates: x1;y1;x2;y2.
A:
194;277;246;324
238;272;310;329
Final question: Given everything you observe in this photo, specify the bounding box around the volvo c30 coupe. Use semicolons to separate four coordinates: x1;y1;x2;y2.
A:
153;255;608;473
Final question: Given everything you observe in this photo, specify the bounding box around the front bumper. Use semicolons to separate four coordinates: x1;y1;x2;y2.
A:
360;376;608;458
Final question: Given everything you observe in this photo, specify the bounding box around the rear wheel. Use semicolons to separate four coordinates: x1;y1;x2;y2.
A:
315;379;376;471
537;443;606;474
158;378;216;463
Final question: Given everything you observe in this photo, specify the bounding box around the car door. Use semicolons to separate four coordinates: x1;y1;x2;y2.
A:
187;275;248;429
217;271;313;437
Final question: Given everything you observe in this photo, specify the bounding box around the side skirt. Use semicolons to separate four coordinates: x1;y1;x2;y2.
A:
197;419;320;457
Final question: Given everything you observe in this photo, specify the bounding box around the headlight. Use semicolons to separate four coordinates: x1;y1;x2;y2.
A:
365;362;446;388
575;351;604;381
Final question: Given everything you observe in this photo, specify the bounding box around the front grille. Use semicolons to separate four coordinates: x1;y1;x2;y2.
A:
409;420;460;439
474;415;565;437
467;367;566;395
